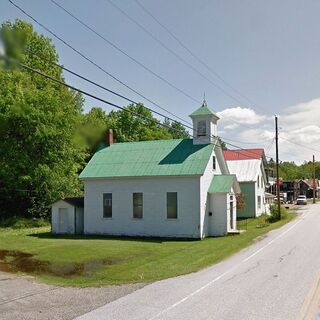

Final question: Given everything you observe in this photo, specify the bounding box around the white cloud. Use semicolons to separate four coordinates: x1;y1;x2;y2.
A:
281;98;320;131
218;100;320;164
217;107;266;130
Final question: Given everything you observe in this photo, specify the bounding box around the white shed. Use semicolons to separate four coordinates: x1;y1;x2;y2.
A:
51;197;84;234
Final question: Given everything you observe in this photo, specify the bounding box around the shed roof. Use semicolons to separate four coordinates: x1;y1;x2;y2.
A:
62;197;84;207
208;174;240;193
79;139;215;179
226;159;262;182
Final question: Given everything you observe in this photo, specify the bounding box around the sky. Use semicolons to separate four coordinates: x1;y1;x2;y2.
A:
1;0;320;164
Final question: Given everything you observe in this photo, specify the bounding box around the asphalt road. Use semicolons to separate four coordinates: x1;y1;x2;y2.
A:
76;204;320;320
0;274;143;320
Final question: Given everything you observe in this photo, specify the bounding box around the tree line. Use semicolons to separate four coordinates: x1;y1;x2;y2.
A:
268;159;320;181
0;20;188;219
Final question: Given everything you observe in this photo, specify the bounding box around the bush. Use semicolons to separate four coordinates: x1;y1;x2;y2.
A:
267;204;287;223
0;217;49;229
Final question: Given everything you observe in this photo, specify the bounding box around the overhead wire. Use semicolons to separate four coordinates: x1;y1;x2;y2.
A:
134;0;259;108
51;0;267;135
132;0;279;140
279;136;320;154
50;0;274;139
0;55;180;132
25;47;274;159
9;0;270;139
24;48;194;131
48;0;200;104
1;53;278;162
221;136;274;145
8;0;192;127
104;0;250;108
5;0;280;161
21;49;276;160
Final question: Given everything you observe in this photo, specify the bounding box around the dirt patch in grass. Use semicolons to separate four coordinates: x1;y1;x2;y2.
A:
0;250;115;277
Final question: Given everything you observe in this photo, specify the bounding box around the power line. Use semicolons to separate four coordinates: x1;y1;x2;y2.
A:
50;0;268;142
222;141;274;160
222;136;274;145
9;0;269;139
24;49;276;161
50;0;267;137
25;48;194;131
0;55;183;133
8;0;192;127
134;0;259;108
48;0;200;105
279;136;320;154
26;47;272;149
105;0;250;108
265;138;275;155
2;53;278;162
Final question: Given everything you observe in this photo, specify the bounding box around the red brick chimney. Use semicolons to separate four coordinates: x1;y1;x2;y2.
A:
106;129;114;147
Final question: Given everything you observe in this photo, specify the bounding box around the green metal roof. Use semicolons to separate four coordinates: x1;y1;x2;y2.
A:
189;104;219;118
208;175;236;193
79;139;215;179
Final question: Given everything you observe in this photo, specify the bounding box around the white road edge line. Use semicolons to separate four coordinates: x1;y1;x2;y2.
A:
149;216;304;320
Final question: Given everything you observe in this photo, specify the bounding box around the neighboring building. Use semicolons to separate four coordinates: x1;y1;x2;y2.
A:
224;149;267;218
298;179;320;198
52;102;241;238
265;192;274;214
279;179;299;203
51;197;84;234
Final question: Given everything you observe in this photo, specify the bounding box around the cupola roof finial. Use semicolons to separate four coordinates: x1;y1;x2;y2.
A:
202;91;207;107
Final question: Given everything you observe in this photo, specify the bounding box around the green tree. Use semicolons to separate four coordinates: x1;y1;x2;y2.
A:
0;20;85;218
106;103;173;142
278;161;299;180
163;117;189;139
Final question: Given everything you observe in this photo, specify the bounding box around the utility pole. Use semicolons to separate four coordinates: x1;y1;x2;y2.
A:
275;116;281;220
313;155;316;204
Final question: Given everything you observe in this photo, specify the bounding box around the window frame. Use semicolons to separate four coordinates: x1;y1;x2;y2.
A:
133;192;143;219
212;156;216;170
257;195;261;209
166;192;178;219
103;193;113;218
197;120;207;137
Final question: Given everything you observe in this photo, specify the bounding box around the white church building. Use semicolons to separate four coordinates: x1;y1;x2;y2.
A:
52;102;240;238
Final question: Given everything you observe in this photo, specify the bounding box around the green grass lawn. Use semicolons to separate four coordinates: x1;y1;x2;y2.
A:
0;211;296;287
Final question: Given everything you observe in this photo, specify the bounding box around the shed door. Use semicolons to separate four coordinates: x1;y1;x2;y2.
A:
58;208;69;233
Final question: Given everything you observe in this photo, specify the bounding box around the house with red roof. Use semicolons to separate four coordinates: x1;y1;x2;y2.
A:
224;149;267;218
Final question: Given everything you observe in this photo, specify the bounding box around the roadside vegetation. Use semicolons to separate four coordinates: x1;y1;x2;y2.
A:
0;209;296;287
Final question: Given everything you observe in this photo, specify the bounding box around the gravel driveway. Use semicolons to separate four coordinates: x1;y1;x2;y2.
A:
0;271;144;320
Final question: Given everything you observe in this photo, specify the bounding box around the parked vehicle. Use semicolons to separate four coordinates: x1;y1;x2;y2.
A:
296;195;307;205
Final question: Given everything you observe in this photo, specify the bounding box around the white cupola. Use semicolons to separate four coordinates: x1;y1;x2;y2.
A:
189;100;220;145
